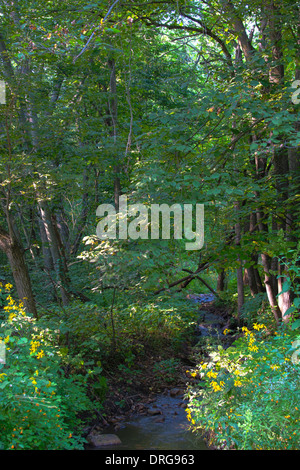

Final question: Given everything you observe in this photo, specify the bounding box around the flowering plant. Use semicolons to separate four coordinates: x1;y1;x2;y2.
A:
0;283;92;450
186;323;300;449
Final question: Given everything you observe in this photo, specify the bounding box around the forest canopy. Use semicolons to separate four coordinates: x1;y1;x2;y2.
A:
0;0;299;451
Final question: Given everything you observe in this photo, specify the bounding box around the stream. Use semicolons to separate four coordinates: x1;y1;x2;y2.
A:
88;393;208;450
87;293;223;451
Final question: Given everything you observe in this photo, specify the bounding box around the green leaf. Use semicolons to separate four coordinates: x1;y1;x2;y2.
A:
291;319;300;330
293;298;300;308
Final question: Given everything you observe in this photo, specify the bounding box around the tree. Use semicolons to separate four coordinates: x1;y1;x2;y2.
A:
129;0;300;322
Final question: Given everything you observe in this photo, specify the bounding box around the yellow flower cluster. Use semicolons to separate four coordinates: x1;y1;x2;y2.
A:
0;373;7;382
242;325;262;353
30;340;41;354
234;379;242;387
29;338;45;360
3;295;18;321
248;335;258;353
1;285;26;321
210;380;225;392
207;370;217;379
185;407;195;424
29;370;40;393
198;324;267;393
0;283;13;291
253;323;266;331
241;326;251;335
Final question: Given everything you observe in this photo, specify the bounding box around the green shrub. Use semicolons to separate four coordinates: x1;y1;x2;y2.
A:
0;284;93;450
186;323;300;450
240;292;272;326
116;294;196;353
152;358;181;384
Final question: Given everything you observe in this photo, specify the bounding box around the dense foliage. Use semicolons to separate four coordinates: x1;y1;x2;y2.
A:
187;323;300;449
0;0;299;450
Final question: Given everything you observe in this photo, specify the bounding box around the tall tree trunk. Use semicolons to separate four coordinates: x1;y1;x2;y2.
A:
255;180;281;324
108;58;121;210
267;0;294;321
37;208;54;271
234;202;244;319
0;224;37;318
217;269;226;292
244;211;263;296
56;208;70;254
261;253;281;325
70;168;90;256
38;199;70;306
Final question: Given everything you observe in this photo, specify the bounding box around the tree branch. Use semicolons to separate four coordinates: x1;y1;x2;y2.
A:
141;15;234;70
73;0;120;63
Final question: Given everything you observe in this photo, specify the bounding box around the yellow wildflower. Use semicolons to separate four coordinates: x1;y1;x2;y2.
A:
186;408;192;421
210;381;222;392
234;379;242;387
253;323;266;330
242;326;251;335
207;370;217;379
30;340;41;354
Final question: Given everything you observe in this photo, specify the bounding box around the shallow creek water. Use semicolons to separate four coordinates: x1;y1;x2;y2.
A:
92;394;208;450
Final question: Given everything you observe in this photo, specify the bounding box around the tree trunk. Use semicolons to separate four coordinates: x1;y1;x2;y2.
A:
70;168;90;256
37;208;54;272
0;224;38;318
217;269;225;292
267;0;295;320
234;202;244;318
244;211;263;296
261;253;281;325
277;261;293;323
108;58;121;210
38;199;70;306
56;208;70;254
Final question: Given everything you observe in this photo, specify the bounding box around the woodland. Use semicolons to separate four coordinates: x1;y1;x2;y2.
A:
0;0;299;451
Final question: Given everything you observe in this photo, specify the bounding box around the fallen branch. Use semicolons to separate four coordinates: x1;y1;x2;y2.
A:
153;262;210;295
182;268;217;295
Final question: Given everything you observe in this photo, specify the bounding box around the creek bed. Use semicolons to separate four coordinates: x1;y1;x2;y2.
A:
87;394;208;451
87;293;221;451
